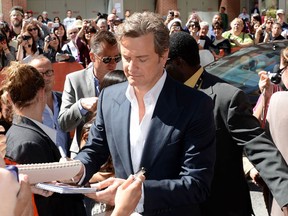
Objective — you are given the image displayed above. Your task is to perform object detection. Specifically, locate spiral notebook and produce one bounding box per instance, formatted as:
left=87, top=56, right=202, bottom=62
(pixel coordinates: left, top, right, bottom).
left=35, top=182, right=97, bottom=194
left=16, top=160, right=82, bottom=184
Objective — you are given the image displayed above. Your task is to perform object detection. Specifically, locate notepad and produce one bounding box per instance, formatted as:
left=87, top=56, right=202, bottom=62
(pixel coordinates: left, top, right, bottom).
left=35, top=182, right=97, bottom=194
left=16, top=160, right=82, bottom=184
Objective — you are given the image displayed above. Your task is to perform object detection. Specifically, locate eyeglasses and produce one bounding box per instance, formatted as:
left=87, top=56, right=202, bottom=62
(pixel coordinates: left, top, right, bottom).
left=50, top=37, right=57, bottom=41
left=266, top=21, right=273, bottom=24
left=28, top=27, right=38, bottom=32
left=39, top=69, right=54, bottom=77
left=95, top=54, right=121, bottom=64
left=69, top=31, right=78, bottom=35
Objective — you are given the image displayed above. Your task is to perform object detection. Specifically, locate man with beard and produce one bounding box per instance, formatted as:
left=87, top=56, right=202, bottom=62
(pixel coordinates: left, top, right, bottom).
left=9, top=6, right=24, bottom=39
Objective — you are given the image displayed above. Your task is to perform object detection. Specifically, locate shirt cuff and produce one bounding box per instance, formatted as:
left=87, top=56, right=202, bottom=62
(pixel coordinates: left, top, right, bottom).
left=78, top=99, right=88, bottom=116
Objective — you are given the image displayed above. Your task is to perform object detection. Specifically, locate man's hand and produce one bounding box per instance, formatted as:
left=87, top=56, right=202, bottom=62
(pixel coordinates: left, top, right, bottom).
left=81, top=97, right=98, bottom=112
left=112, top=174, right=145, bottom=216
left=86, top=177, right=125, bottom=206
left=282, top=205, right=288, bottom=216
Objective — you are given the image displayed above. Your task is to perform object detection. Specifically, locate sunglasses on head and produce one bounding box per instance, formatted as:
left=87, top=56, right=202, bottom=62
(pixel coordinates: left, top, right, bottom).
left=28, top=27, right=38, bottom=32
left=95, top=54, right=121, bottom=64
left=23, top=35, right=32, bottom=40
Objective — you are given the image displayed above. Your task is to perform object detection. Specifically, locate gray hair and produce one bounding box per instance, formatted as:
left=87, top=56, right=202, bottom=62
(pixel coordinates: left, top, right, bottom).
left=115, top=11, right=169, bottom=57
left=90, top=31, right=117, bottom=55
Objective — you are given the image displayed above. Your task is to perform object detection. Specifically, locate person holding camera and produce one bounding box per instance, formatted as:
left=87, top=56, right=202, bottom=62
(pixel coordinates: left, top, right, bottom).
left=0, top=30, right=16, bottom=70
left=164, top=10, right=175, bottom=26
left=16, top=31, right=40, bottom=63
left=43, top=33, right=75, bottom=63
left=254, top=17, right=274, bottom=44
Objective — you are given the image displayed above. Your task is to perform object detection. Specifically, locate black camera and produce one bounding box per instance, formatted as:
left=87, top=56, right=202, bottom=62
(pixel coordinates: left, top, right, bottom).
left=23, top=35, right=32, bottom=41
left=169, top=11, right=174, bottom=16
left=268, top=72, right=282, bottom=84
left=268, top=65, right=283, bottom=84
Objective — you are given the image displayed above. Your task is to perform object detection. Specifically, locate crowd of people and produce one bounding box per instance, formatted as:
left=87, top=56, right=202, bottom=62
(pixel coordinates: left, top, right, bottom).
left=1, top=4, right=288, bottom=216
left=165, top=6, right=288, bottom=62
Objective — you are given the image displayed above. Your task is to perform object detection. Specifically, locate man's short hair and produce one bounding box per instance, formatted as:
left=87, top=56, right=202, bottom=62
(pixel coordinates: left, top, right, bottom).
left=90, top=30, right=117, bottom=55
left=169, top=31, right=200, bottom=67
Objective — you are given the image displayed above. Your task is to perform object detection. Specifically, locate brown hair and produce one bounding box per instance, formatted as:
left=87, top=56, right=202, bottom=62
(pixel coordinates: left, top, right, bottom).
left=2, top=62, right=44, bottom=109
left=115, top=11, right=169, bottom=57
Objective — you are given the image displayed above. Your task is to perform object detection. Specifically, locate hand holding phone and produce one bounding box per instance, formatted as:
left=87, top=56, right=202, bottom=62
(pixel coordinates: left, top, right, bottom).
left=133, top=167, right=146, bottom=182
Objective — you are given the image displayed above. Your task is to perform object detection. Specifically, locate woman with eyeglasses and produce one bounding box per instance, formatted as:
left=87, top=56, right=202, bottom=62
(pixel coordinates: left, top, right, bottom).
left=188, top=20, right=201, bottom=44
left=0, top=29, right=16, bottom=71
left=209, top=21, right=231, bottom=60
left=16, top=31, right=39, bottom=63
left=43, top=33, right=75, bottom=63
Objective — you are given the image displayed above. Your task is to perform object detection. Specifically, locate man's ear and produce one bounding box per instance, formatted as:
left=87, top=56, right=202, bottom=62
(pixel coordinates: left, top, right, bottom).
left=89, top=52, right=95, bottom=62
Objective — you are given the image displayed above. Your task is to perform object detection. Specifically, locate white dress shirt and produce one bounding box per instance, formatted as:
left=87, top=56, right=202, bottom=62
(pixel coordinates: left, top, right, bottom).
left=125, top=70, right=167, bottom=213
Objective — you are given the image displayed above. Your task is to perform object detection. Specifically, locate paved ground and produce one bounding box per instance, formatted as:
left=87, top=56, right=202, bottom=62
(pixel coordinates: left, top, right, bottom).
left=249, top=181, right=269, bottom=216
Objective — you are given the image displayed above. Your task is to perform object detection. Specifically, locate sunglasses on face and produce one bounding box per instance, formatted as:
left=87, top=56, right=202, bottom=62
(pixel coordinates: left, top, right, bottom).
left=95, top=54, right=121, bottom=64
left=39, top=69, right=54, bottom=77
left=22, top=35, right=32, bottom=41
left=28, top=27, right=38, bottom=32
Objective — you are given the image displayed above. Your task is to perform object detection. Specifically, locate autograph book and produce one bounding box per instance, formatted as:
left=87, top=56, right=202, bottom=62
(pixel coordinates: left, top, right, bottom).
left=16, top=160, right=82, bottom=184
left=35, top=182, right=97, bottom=194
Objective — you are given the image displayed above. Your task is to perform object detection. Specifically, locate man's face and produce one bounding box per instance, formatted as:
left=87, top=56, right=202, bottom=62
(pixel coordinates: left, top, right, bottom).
left=67, top=11, right=72, bottom=18
left=277, top=13, right=285, bottom=22
left=212, top=15, right=222, bottom=24
left=90, top=42, right=120, bottom=82
left=199, top=26, right=209, bottom=36
left=10, top=11, right=23, bottom=28
left=31, top=59, right=55, bottom=92
left=272, top=24, right=282, bottom=37
left=120, top=33, right=168, bottom=92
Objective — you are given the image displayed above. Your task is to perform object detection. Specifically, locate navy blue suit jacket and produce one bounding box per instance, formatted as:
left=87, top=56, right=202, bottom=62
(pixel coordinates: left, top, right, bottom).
left=77, top=74, right=216, bottom=215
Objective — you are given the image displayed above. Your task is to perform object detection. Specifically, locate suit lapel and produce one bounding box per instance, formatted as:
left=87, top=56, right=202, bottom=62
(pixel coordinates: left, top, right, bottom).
left=111, top=86, right=134, bottom=176
left=140, top=76, right=183, bottom=172
left=84, top=66, right=97, bottom=96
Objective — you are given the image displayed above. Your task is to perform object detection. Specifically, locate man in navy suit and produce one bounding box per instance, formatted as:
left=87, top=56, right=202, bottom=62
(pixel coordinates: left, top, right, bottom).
left=75, top=12, right=216, bottom=215
left=166, top=31, right=288, bottom=216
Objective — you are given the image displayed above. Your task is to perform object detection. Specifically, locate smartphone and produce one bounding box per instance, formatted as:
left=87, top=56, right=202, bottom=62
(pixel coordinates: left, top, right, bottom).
left=52, top=23, right=59, bottom=28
